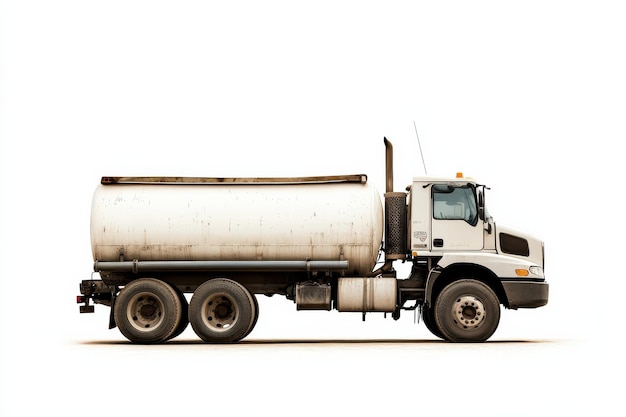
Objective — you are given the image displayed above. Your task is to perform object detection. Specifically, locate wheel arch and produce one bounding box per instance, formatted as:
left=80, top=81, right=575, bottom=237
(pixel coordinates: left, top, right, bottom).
left=425, top=263, right=508, bottom=308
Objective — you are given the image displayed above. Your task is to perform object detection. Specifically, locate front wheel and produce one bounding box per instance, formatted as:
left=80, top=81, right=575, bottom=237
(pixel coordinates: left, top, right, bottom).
left=434, top=279, right=500, bottom=342
left=422, top=305, right=444, bottom=340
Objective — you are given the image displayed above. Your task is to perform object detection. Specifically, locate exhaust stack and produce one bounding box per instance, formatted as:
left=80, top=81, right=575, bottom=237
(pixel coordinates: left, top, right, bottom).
left=384, top=137, right=394, bottom=193
left=383, top=138, right=407, bottom=261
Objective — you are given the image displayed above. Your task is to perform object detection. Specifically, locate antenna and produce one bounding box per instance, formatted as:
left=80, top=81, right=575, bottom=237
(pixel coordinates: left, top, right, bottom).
left=413, top=121, right=428, bottom=175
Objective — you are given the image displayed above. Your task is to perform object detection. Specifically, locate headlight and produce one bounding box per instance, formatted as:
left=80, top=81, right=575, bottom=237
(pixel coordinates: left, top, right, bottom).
left=529, top=266, right=544, bottom=278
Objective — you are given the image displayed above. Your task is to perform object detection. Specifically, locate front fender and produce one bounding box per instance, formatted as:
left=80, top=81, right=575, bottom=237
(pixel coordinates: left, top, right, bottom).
left=437, top=252, right=542, bottom=279
left=424, top=252, right=546, bottom=307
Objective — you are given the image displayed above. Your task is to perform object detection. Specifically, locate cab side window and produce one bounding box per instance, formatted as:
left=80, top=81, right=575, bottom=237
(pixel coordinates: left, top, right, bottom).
left=433, top=185, right=478, bottom=226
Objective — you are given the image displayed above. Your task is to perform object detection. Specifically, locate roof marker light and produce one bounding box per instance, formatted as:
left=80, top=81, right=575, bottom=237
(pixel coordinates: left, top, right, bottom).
left=456, top=172, right=463, bottom=178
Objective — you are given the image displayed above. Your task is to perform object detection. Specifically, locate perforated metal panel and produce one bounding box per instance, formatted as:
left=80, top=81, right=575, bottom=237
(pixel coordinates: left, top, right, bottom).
left=384, top=192, right=407, bottom=259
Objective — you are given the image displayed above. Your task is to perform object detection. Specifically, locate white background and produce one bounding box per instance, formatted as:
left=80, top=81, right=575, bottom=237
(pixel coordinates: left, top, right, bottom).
left=1, top=1, right=624, bottom=416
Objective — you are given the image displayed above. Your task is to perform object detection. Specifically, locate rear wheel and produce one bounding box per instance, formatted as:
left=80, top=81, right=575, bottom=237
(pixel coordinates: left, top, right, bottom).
left=249, top=291, right=259, bottom=334
left=189, top=278, right=256, bottom=343
left=434, top=279, right=500, bottom=342
left=166, top=286, right=189, bottom=341
left=114, top=278, right=182, bottom=344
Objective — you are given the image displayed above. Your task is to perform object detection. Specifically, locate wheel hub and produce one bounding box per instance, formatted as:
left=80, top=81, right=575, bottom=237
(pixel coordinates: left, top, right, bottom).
left=451, top=295, right=486, bottom=330
left=140, top=303, right=157, bottom=318
left=214, top=300, right=232, bottom=319
left=204, top=294, right=237, bottom=330
left=128, top=294, right=164, bottom=330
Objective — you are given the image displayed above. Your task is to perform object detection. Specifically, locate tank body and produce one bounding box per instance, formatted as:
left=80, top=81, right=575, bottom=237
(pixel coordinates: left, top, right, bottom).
left=91, top=181, right=384, bottom=276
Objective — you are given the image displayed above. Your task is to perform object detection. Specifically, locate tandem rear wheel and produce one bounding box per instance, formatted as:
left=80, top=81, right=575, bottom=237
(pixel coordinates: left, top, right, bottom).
left=189, top=278, right=258, bottom=343
left=114, top=278, right=187, bottom=344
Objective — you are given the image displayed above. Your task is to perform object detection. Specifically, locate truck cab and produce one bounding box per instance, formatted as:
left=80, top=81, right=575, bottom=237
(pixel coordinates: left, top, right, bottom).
left=406, top=173, right=547, bottom=319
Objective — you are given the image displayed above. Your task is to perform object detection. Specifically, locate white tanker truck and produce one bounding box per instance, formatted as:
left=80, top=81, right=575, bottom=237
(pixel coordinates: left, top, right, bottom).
left=77, top=138, right=548, bottom=343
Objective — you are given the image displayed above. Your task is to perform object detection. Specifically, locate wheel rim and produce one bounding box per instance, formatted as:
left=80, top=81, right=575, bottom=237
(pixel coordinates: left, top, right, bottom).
left=201, top=292, right=239, bottom=332
left=451, top=295, right=486, bottom=330
left=126, top=291, right=165, bottom=332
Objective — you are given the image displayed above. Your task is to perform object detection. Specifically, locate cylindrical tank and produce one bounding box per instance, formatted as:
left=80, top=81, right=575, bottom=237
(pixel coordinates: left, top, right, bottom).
left=336, top=277, right=397, bottom=312
left=91, top=178, right=384, bottom=276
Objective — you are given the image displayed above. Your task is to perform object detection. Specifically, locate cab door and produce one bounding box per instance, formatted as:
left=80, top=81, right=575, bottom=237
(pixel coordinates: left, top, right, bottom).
left=431, top=184, right=484, bottom=251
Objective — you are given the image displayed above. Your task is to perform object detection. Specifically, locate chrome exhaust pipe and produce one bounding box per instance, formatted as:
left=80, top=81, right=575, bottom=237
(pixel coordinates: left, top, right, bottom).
left=384, top=137, right=394, bottom=193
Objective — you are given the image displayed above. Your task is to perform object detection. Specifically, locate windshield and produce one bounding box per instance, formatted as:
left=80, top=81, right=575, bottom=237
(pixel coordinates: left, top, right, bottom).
left=432, top=185, right=478, bottom=226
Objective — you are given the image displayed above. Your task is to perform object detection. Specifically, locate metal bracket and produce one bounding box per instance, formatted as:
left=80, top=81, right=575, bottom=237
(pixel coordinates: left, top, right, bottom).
left=79, top=300, right=95, bottom=314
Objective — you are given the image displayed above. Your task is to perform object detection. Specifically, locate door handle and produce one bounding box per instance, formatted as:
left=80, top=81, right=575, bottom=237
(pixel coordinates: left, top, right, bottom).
left=433, top=238, right=444, bottom=247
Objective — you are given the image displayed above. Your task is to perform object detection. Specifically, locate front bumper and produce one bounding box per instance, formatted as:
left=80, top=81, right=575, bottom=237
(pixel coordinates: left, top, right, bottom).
left=502, top=280, right=549, bottom=309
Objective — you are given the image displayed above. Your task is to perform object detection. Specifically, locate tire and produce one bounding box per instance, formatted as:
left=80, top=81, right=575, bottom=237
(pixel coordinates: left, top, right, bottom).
left=189, top=278, right=256, bottom=343
left=422, top=305, right=444, bottom=340
left=434, top=279, right=500, bottom=342
left=114, top=278, right=183, bottom=344
left=166, top=286, right=189, bottom=341
left=249, top=291, right=259, bottom=337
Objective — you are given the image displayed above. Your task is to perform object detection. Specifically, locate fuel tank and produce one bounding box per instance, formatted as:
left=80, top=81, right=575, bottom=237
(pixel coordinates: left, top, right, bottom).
left=90, top=176, right=384, bottom=276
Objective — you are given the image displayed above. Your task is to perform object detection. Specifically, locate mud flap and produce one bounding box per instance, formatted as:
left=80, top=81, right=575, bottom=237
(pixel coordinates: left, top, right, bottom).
left=108, top=292, right=117, bottom=329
